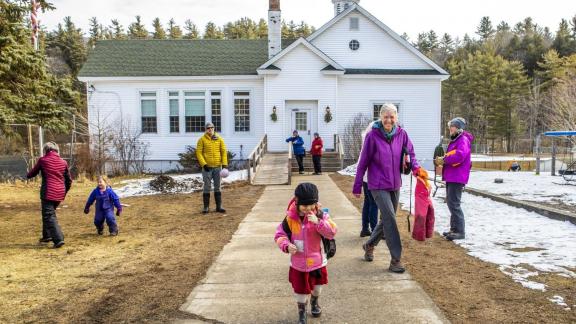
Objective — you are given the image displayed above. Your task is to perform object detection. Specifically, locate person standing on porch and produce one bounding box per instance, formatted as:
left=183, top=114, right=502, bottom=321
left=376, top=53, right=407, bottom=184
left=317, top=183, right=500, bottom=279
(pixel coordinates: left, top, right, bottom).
left=352, top=104, right=423, bottom=273
left=196, top=122, right=228, bottom=214
left=310, top=133, right=323, bottom=175
left=26, top=142, right=72, bottom=249
left=287, top=130, right=306, bottom=175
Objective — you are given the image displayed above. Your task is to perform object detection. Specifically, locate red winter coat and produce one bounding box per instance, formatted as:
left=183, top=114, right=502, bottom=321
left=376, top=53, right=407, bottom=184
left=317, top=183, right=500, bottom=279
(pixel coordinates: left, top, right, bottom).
left=27, top=151, right=72, bottom=202
left=412, top=176, right=435, bottom=241
left=310, top=138, right=323, bottom=156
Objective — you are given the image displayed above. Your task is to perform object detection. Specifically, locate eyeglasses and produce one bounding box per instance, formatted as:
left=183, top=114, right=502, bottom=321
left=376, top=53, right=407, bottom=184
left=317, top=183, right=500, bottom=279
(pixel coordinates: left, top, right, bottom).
left=206, top=127, right=214, bottom=130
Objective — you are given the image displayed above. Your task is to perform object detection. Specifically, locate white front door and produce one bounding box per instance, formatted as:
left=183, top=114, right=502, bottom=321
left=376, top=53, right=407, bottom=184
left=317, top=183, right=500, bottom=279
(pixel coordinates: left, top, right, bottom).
left=291, top=109, right=312, bottom=150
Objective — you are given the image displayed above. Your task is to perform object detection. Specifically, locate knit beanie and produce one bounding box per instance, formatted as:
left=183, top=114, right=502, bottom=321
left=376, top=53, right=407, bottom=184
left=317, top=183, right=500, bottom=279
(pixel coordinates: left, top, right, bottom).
left=448, top=117, right=466, bottom=130
left=294, top=183, right=319, bottom=205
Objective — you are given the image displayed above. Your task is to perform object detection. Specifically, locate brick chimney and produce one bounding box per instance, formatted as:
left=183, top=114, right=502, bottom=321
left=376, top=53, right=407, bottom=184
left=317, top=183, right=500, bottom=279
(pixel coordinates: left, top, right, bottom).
left=268, top=0, right=281, bottom=58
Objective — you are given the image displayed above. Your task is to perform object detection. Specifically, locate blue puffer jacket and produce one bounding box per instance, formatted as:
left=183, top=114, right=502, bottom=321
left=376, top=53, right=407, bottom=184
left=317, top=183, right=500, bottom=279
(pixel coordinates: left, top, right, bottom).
left=286, top=136, right=306, bottom=156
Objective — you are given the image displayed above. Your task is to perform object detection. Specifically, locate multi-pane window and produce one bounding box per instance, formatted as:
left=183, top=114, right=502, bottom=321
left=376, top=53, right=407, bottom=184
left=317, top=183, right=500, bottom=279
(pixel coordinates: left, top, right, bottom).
left=140, top=92, right=157, bottom=133
left=211, top=91, right=222, bottom=132
left=373, top=103, right=401, bottom=121
left=234, top=91, right=250, bottom=132
left=169, top=91, right=180, bottom=133
left=185, top=91, right=206, bottom=133
left=350, top=17, right=359, bottom=30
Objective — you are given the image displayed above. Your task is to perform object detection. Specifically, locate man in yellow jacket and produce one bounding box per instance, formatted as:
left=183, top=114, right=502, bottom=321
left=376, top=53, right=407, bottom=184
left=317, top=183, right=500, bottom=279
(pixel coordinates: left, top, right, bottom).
left=196, top=122, right=228, bottom=214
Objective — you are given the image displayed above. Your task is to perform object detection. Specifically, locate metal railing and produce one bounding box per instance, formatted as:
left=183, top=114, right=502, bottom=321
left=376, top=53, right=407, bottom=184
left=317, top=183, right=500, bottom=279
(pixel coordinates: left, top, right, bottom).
left=334, top=134, right=345, bottom=169
left=247, top=134, right=268, bottom=184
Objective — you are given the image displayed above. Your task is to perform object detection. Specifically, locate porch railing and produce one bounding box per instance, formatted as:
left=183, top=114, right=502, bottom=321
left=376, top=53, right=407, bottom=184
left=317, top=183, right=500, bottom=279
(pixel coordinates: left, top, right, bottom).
left=247, top=134, right=268, bottom=184
left=334, top=134, right=344, bottom=169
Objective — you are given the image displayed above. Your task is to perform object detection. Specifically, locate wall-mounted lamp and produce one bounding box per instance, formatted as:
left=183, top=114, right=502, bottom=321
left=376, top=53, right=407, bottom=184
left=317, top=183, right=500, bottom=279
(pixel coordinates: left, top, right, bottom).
left=88, top=84, right=96, bottom=94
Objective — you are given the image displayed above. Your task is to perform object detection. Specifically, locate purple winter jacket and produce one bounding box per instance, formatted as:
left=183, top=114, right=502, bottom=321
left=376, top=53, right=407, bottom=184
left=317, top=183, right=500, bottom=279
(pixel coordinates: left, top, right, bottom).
left=353, top=125, right=420, bottom=194
left=442, top=131, right=474, bottom=184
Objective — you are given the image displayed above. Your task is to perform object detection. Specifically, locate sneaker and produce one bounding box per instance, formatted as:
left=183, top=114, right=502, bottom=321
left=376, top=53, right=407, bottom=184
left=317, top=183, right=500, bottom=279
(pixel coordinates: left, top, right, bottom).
left=110, top=231, right=118, bottom=236
left=446, top=232, right=465, bottom=241
left=39, top=237, right=52, bottom=243
left=362, top=242, right=374, bottom=262
left=389, top=259, right=406, bottom=273
left=299, top=171, right=305, bottom=175
left=53, top=241, right=65, bottom=249
left=360, top=229, right=371, bottom=237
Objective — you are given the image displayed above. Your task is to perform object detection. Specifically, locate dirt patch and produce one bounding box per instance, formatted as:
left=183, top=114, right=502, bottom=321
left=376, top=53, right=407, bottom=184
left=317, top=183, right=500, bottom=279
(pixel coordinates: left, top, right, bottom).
left=330, top=173, right=576, bottom=323
left=507, top=247, right=547, bottom=253
left=0, top=178, right=263, bottom=323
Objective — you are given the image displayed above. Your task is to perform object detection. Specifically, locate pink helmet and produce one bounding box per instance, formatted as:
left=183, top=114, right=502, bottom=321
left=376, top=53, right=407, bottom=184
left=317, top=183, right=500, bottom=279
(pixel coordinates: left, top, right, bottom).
left=220, top=168, right=230, bottom=178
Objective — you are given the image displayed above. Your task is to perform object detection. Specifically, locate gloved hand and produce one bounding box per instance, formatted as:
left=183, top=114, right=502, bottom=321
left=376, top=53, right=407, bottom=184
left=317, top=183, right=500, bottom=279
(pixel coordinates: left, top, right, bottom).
left=307, top=212, right=319, bottom=224
left=222, top=165, right=228, bottom=169
left=203, top=165, right=210, bottom=172
left=287, top=243, right=298, bottom=255
left=434, top=156, right=445, bottom=166
left=84, top=207, right=90, bottom=214
left=414, top=168, right=428, bottom=179
left=116, top=209, right=122, bottom=217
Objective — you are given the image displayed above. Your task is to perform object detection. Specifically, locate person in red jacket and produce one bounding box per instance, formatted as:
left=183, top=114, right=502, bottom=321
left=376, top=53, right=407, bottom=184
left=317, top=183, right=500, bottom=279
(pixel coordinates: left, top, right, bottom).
left=310, top=133, right=323, bottom=175
left=26, top=142, right=72, bottom=248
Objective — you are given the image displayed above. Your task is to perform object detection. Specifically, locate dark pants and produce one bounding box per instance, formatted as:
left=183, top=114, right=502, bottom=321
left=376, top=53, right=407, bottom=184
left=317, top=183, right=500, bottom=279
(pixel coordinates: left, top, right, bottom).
left=361, top=182, right=378, bottom=233
left=41, top=200, right=64, bottom=244
left=366, top=190, right=402, bottom=260
left=202, top=167, right=222, bottom=193
left=446, top=182, right=465, bottom=234
left=312, top=155, right=322, bottom=174
left=295, top=154, right=305, bottom=172
left=94, top=210, right=118, bottom=234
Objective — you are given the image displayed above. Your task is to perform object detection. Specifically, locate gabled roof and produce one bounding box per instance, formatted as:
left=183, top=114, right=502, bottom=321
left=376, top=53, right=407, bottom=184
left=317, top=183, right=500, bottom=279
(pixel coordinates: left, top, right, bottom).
left=307, top=4, right=449, bottom=76
left=79, top=39, right=293, bottom=78
left=257, top=37, right=344, bottom=73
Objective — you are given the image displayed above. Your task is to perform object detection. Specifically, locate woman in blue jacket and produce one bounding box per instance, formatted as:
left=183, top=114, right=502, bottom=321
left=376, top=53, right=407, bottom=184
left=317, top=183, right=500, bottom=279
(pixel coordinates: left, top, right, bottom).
left=286, top=130, right=306, bottom=174
left=84, top=176, right=122, bottom=236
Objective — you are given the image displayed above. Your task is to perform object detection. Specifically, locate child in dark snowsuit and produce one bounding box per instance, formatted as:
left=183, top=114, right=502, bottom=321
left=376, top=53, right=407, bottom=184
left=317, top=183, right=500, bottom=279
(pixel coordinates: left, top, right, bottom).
left=84, top=176, right=122, bottom=236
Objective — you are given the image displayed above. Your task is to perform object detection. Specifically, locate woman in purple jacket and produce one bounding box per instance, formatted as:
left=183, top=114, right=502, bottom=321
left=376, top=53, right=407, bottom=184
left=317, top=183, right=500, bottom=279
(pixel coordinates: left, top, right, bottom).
left=436, top=117, right=473, bottom=241
left=353, top=104, right=422, bottom=273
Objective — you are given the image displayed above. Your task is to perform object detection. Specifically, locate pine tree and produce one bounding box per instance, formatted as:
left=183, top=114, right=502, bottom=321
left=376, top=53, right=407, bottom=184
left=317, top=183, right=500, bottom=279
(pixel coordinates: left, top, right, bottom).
left=167, top=18, right=183, bottom=39
left=152, top=18, right=166, bottom=39
left=88, top=17, right=103, bottom=49
left=477, top=16, right=495, bottom=40
left=46, top=17, right=87, bottom=77
left=203, top=22, right=224, bottom=39
left=552, top=19, right=576, bottom=57
left=128, top=15, right=148, bottom=39
left=109, top=19, right=126, bottom=39
left=400, top=32, right=410, bottom=42
left=257, top=18, right=268, bottom=39
left=183, top=19, right=199, bottom=39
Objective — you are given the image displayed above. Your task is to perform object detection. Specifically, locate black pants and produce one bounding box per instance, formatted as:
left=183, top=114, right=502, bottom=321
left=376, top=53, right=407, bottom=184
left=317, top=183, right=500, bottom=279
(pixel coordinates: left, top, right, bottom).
left=41, top=200, right=64, bottom=244
left=312, top=155, right=322, bottom=174
left=296, top=154, right=305, bottom=172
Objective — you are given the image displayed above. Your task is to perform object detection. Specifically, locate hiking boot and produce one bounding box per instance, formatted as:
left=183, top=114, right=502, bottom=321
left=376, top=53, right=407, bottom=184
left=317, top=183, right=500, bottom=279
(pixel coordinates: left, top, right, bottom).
left=202, top=193, right=210, bottom=214
left=360, top=229, right=371, bottom=237
left=362, top=242, right=374, bottom=262
left=446, top=232, right=465, bottom=241
left=442, top=230, right=453, bottom=237
left=389, top=259, right=405, bottom=273
left=297, top=302, right=307, bottom=324
left=310, top=295, right=322, bottom=318
left=97, top=228, right=104, bottom=235
left=214, top=192, right=226, bottom=213
left=39, top=237, right=52, bottom=243
left=53, top=241, right=65, bottom=249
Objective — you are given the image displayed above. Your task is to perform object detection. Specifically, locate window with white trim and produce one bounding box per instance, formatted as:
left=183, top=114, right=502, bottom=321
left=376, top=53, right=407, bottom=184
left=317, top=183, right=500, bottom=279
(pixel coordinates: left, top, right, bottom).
left=210, top=91, right=222, bottom=132
left=234, top=91, right=250, bottom=132
left=168, top=91, right=180, bottom=133
left=373, top=103, right=401, bottom=121
left=140, top=92, right=157, bottom=133
left=184, top=91, right=206, bottom=133
left=350, top=17, right=359, bottom=30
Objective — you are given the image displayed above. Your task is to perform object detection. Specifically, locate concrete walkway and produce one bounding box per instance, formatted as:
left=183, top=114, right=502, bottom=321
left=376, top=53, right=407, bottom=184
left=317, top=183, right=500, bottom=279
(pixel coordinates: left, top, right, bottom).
left=180, top=175, right=448, bottom=323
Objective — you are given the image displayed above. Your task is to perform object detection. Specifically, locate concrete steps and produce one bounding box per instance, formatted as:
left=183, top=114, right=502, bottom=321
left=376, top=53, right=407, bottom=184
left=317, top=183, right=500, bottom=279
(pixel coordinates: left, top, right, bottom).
left=291, top=153, right=343, bottom=172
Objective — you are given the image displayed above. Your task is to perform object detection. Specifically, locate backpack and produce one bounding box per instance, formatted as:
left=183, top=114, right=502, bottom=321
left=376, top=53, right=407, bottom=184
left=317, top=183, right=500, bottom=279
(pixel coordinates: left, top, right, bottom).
left=281, top=214, right=336, bottom=259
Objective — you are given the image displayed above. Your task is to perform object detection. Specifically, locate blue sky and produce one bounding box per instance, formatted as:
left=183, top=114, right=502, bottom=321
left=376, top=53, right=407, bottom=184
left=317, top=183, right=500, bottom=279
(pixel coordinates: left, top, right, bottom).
left=42, top=0, right=574, bottom=40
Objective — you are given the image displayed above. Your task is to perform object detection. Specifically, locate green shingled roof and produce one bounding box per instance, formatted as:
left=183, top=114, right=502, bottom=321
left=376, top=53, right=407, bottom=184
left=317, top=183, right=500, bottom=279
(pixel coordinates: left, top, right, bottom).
left=79, top=39, right=272, bottom=77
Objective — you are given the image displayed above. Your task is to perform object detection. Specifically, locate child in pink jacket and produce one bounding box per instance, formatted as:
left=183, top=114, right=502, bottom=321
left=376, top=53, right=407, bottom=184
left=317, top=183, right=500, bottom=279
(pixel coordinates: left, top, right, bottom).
left=274, top=183, right=337, bottom=324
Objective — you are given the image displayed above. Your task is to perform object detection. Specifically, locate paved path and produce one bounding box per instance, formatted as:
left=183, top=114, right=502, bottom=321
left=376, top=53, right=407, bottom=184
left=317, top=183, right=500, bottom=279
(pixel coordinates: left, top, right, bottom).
left=180, top=175, right=448, bottom=323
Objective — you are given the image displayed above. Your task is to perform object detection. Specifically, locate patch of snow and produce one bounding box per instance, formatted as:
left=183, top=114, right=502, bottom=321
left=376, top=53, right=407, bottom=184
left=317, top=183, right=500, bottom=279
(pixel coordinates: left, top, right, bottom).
left=338, top=164, right=357, bottom=177
left=549, top=295, right=570, bottom=310
left=471, top=154, right=544, bottom=162
left=114, top=170, right=248, bottom=198
left=468, top=171, right=576, bottom=206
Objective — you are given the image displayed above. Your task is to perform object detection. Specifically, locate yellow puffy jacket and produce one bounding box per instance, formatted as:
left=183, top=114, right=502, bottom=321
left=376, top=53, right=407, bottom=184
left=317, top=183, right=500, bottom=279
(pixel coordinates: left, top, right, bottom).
left=196, top=133, right=228, bottom=168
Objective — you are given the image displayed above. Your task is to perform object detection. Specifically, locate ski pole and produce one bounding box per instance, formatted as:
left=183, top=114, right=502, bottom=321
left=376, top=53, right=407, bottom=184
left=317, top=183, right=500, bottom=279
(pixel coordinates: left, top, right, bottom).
left=408, top=174, right=413, bottom=233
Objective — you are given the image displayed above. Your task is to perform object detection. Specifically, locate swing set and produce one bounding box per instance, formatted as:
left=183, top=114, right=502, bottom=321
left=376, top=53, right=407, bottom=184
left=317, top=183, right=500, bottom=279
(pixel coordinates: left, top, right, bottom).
left=536, top=131, right=576, bottom=183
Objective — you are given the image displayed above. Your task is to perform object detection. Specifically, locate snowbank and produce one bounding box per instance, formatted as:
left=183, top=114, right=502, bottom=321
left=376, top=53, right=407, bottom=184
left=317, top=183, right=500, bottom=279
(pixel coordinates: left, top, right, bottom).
left=114, top=170, right=248, bottom=198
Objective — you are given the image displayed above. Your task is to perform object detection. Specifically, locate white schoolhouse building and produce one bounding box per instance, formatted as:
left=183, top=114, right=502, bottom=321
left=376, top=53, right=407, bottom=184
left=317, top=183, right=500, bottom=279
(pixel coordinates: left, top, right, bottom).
left=79, top=0, right=448, bottom=172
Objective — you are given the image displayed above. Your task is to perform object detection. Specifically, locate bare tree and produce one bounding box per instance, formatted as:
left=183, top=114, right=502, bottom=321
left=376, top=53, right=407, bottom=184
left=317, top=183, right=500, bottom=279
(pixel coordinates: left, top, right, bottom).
left=342, top=113, right=373, bottom=161
left=545, top=77, right=576, bottom=145
left=110, top=118, right=150, bottom=175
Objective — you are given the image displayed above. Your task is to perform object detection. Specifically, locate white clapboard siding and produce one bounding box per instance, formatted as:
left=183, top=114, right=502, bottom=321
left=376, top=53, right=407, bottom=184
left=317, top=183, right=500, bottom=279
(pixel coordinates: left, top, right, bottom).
left=87, top=79, right=264, bottom=162
left=337, top=78, right=441, bottom=169
left=264, top=44, right=338, bottom=152
left=311, top=12, right=432, bottom=70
